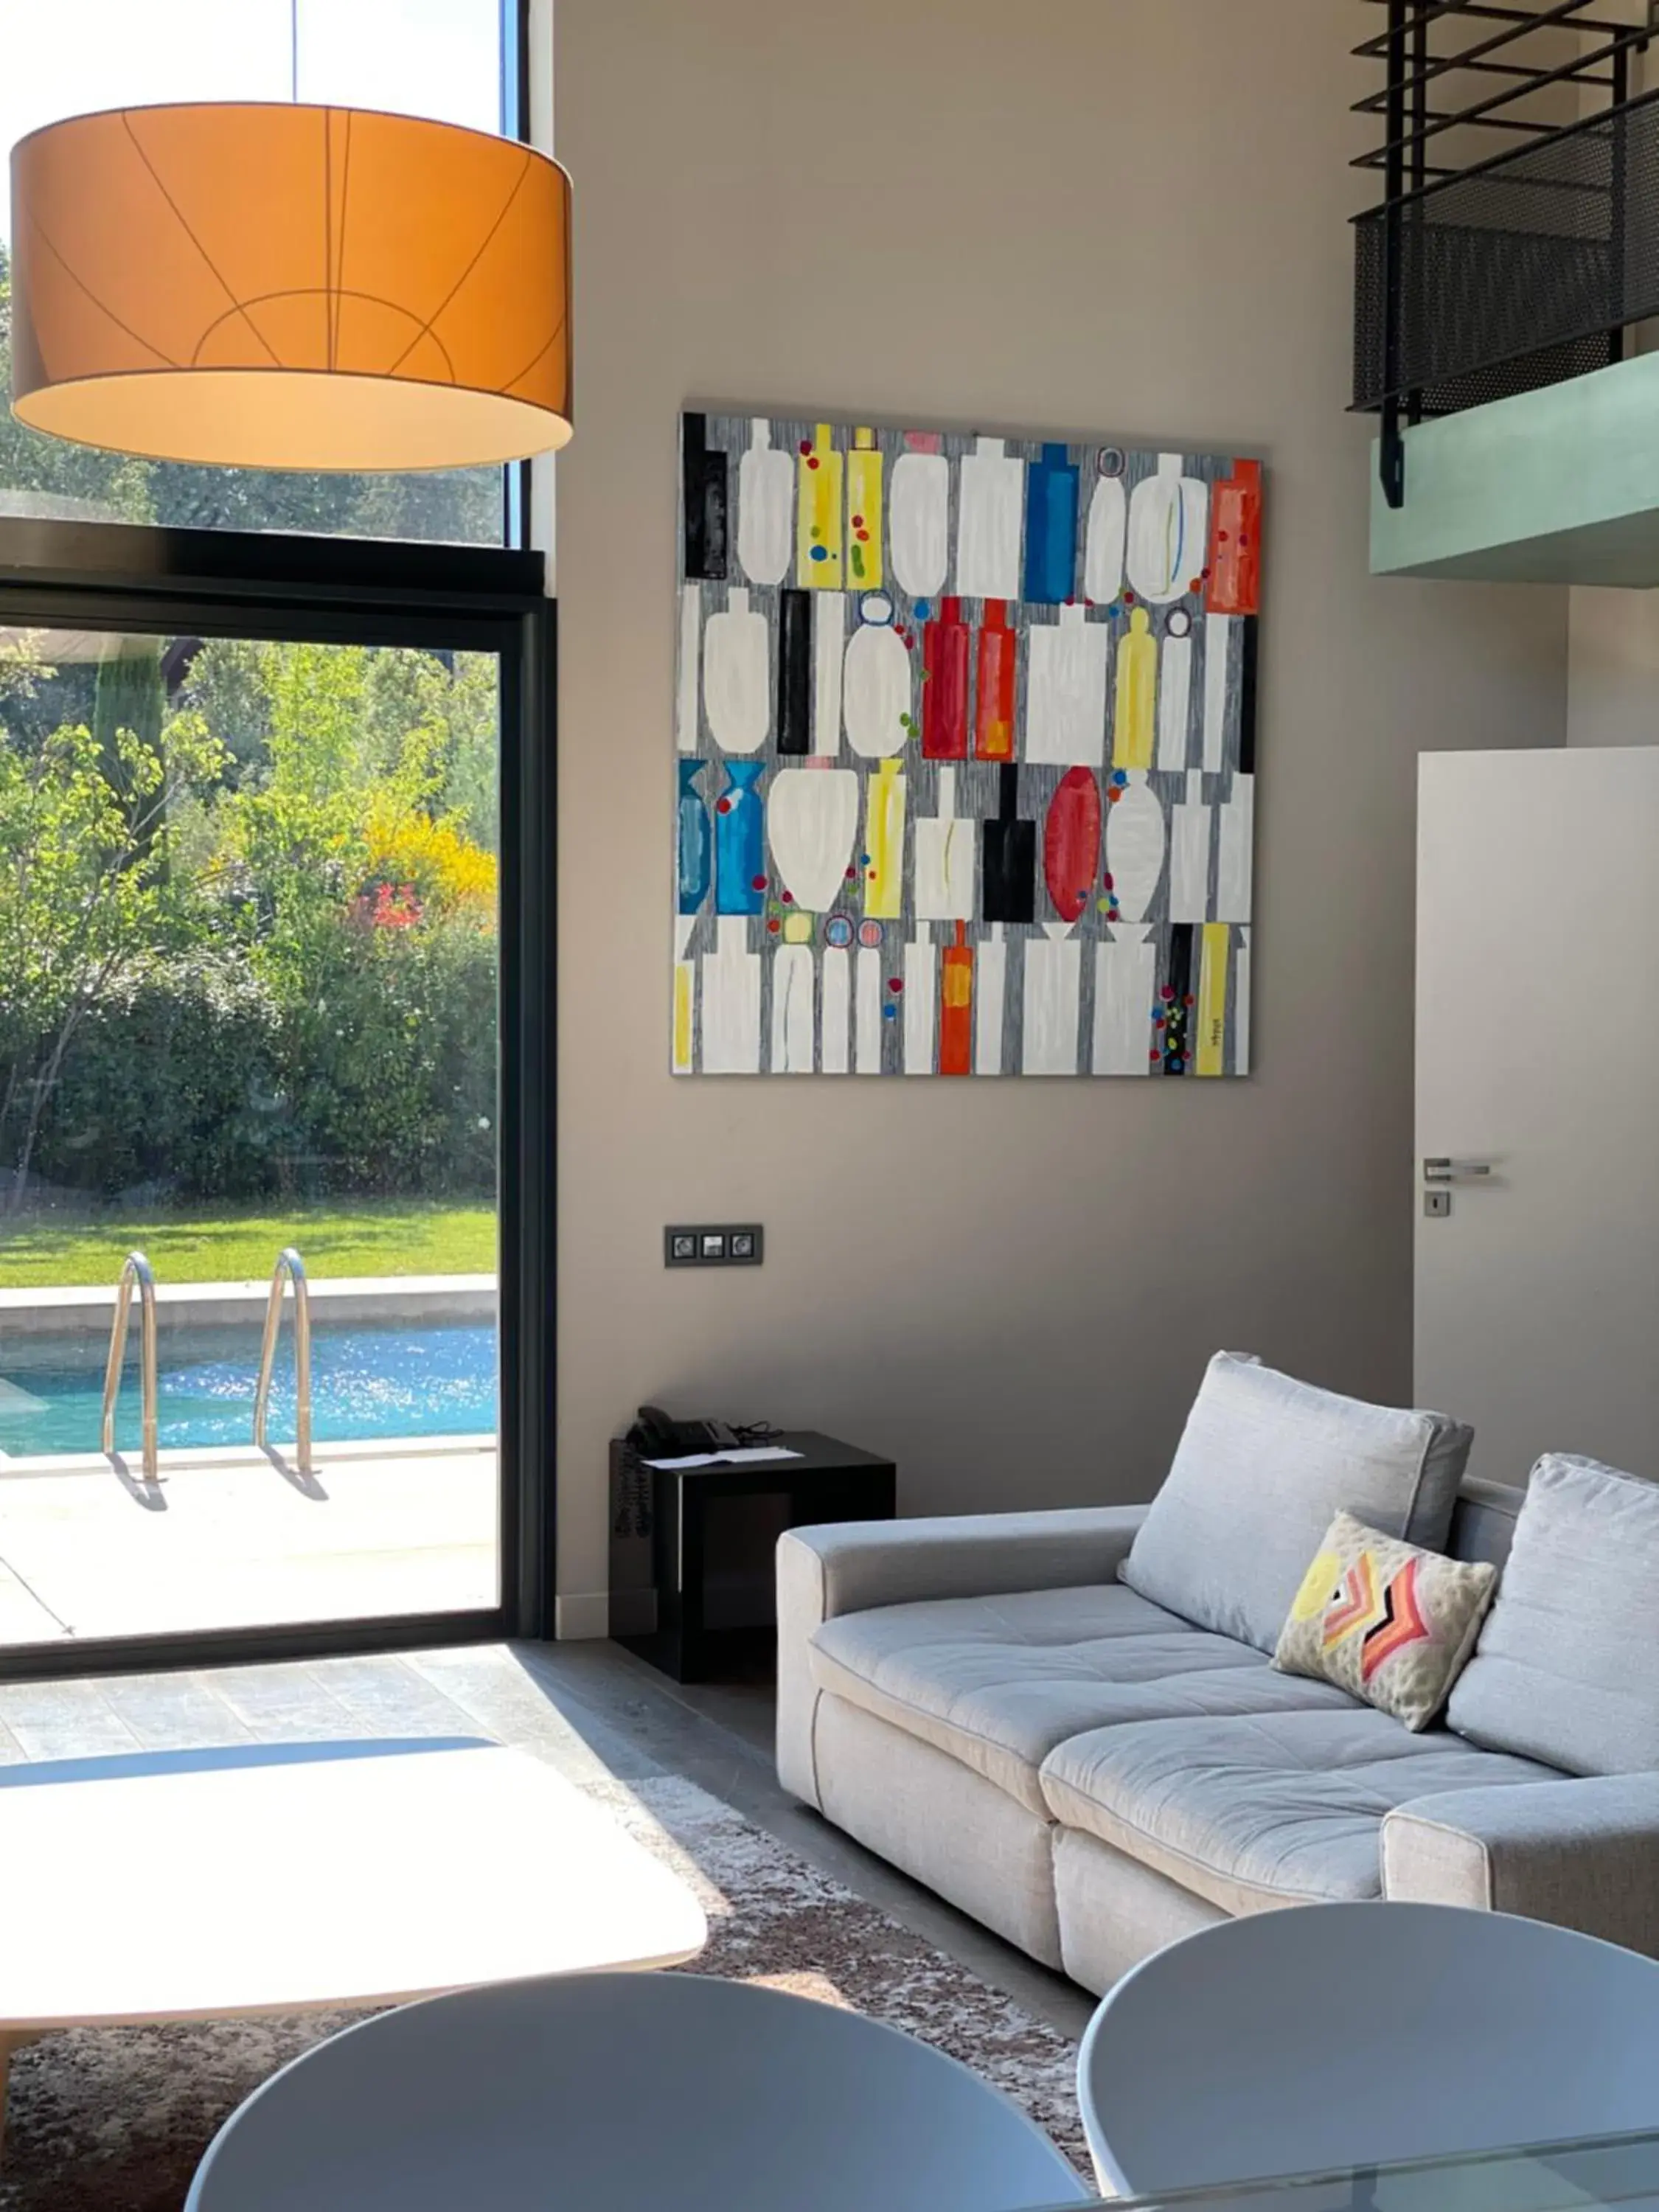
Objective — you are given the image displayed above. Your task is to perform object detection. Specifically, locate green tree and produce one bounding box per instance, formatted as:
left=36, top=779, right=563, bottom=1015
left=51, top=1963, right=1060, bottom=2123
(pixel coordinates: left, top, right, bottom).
left=93, top=641, right=167, bottom=852
left=0, top=628, right=501, bottom=1212
left=0, top=709, right=229, bottom=1210
left=361, top=648, right=500, bottom=851
left=174, top=639, right=274, bottom=782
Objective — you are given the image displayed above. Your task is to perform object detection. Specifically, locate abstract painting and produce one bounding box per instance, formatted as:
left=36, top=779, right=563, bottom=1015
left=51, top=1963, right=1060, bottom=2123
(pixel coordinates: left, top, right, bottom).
left=672, top=411, right=1262, bottom=1077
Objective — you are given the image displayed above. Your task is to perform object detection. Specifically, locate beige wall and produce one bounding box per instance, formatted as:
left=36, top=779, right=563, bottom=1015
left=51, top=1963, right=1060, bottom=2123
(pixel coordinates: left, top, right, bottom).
left=1568, top=590, right=1659, bottom=745
left=550, top=0, right=1568, bottom=1627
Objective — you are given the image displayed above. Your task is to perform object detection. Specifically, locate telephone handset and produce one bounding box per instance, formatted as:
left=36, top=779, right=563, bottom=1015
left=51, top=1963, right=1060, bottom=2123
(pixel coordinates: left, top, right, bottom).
left=628, top=1405, right=741, bottom=1458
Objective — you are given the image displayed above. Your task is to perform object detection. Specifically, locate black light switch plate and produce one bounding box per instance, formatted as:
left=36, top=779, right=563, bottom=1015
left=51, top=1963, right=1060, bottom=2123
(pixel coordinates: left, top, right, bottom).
left=665, top=1224, right=764, bottom=1267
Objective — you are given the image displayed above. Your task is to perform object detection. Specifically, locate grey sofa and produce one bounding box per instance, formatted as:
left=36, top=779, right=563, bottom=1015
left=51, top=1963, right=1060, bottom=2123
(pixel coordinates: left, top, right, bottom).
left=777, top=1470, right=1659, bottom=1994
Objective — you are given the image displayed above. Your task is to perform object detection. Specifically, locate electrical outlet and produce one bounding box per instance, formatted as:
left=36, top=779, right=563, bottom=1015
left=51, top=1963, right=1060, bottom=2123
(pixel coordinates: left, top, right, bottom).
left=664, top=1225, right=764, bottom=1267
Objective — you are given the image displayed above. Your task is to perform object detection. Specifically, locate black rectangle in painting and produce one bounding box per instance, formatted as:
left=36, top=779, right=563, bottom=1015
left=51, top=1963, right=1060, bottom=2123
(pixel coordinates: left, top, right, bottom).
left=1164, top=923, right=1195, bottom=1076
left=1238, top=617, right=1259, bottom=776
left=981, top=763, right=1036, bottom=925
left=776, top=589, right=811, bottom=755
left=681, top=414, right=728, bottom=581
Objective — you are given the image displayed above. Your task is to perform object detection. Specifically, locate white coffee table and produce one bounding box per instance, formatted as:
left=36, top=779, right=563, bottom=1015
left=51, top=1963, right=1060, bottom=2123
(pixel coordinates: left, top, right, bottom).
left=0, top=1738, right=706, bottom=2145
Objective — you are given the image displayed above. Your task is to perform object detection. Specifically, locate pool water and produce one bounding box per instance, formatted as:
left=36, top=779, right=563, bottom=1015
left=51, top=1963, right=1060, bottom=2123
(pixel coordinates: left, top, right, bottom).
left=0, top=1324, right=497, bottom=1458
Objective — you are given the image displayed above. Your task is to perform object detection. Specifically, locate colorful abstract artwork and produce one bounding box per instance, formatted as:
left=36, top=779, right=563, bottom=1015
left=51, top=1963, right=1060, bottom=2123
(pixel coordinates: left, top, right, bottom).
left=672, top=411, right=1263, bottom=1078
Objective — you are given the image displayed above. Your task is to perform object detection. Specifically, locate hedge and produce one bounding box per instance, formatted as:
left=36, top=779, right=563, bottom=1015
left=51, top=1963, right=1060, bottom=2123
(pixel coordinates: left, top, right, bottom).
left=30, top=921, right=497, bottom=1204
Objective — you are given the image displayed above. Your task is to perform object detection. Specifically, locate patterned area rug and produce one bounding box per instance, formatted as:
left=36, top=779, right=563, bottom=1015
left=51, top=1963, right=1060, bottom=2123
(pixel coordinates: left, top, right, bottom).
left=1, top=1770, right=1086, bottom=2209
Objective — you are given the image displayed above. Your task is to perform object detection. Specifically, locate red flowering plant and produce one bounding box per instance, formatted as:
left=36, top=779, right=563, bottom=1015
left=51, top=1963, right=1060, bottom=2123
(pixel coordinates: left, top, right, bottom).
left=349, top=881, right=423, bottom=931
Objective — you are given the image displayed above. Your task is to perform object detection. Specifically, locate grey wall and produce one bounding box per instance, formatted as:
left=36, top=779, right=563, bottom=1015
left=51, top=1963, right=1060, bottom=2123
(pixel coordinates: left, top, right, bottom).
left=1568, top=590, right=1659, bottom=746
left=550, top=0, right=1568, bottom=1630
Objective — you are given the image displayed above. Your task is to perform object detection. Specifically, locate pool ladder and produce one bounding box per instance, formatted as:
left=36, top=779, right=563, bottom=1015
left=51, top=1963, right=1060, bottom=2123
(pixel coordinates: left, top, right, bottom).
left=100, top=1245, right=316, bottom=1486
left=254, top=1247, right=313, bottom=1478
left=101, top=1251, right=159, bottom=1484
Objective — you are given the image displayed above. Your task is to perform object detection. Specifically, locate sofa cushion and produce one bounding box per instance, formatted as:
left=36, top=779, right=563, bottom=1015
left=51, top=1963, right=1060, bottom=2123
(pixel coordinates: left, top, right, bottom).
left=1119, top=1352, right=1474, bottom=1654
left=808, top=1585, right=1352, bottom=1818
left=1449, top=1455, right=1659, bottom=1776
left=1039, top=1708, right=1559, bottom=1917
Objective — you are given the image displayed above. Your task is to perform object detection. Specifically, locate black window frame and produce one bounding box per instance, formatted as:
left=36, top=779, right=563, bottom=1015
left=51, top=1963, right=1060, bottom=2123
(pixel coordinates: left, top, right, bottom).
left=0, top=515, right=557, bottom=1680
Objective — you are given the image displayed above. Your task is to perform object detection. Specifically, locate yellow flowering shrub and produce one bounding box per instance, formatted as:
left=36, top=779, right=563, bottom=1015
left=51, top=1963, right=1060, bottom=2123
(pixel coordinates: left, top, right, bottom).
left=364, top=799, right=497, bottom=918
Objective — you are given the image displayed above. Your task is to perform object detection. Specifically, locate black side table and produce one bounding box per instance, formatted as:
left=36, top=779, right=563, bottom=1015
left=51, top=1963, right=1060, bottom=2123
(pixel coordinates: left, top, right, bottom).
left=608, top=1429, right=896, bottom=1684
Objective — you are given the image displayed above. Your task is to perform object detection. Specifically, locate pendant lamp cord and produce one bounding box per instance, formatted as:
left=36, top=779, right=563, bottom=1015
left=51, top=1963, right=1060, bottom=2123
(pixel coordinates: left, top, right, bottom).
left=291, top=0, right=299, bottom=100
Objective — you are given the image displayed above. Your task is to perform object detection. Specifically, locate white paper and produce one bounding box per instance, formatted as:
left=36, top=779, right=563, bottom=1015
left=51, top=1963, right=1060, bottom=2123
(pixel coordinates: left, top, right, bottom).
left=641, top=1447, right=804, bottom=1470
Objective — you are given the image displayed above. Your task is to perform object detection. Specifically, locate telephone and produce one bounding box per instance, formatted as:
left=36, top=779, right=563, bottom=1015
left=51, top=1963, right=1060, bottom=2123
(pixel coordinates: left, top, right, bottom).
left=628, top=1405, right=741, bottom=1459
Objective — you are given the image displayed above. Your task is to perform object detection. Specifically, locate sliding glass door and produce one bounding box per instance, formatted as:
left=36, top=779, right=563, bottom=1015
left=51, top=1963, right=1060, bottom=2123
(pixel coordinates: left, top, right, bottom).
left=0, top=532, right=553, bottom=1670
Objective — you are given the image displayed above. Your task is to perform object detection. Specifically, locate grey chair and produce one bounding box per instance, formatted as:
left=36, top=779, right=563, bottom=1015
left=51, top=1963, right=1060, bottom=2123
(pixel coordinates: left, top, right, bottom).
left=188, top=1969, right=1090, bottom=2212
left=1078, top=1902, right=1659, bottom=2199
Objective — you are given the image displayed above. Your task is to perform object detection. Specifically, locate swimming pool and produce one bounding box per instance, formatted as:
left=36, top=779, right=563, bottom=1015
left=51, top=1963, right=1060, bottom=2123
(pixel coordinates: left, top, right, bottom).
left=0, top=1324, right=496, bottom=1458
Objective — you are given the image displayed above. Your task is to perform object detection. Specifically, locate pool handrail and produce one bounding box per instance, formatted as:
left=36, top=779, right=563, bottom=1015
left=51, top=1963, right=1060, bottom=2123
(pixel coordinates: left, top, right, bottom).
left=254, top=1248, right=313, bottom=1477
left=101, top=1251, right=159, bottom=1485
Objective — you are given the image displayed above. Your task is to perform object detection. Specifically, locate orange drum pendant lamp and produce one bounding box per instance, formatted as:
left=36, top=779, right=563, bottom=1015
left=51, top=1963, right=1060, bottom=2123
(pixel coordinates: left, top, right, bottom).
left=8, top=102, right=571, bottom=470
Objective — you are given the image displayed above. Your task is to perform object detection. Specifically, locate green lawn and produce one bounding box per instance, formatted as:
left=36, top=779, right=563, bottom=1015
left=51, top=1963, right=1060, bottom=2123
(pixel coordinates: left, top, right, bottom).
left=0, top=1203, right=497, bottom=1290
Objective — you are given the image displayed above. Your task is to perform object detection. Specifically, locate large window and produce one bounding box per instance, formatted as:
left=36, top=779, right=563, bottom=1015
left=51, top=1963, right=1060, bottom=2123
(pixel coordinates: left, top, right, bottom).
left=0, top=617, right=507, bottom=1644
left=0, top=7, right=551, bottom=1677
left=0, top=1, right=515, bottom=544
left=0, top=537, right=554, bottom=1673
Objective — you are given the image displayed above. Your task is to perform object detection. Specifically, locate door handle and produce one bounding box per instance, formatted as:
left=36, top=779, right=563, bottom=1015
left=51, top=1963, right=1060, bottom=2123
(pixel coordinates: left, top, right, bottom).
left=1423, top=1158, right=1493, bottom=1184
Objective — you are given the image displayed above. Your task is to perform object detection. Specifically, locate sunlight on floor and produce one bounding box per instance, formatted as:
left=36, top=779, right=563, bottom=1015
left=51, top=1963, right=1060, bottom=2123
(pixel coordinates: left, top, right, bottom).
left=0, top=1442, right=496, bottom=1643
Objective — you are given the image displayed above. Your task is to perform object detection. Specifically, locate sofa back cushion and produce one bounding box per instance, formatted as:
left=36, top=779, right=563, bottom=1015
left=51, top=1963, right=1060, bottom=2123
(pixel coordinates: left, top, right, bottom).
left=1119, top=1353, right=1474, bottom=1654
left=1447, top=1474, right=1525, bottom=1570
left=1448, top=1453, right=1659, bottom=1775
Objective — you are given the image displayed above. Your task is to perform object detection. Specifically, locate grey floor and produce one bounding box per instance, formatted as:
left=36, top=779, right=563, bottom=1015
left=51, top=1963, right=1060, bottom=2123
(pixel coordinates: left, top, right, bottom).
left=0, top=1638, right=1094, bottom=2039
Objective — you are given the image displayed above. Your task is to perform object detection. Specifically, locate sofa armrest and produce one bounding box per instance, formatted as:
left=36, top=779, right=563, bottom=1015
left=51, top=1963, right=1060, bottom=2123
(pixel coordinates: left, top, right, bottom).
left=776, top=1505, right=1148, bottom=1807
left=1383, top=1774, right=1659, bottom=1958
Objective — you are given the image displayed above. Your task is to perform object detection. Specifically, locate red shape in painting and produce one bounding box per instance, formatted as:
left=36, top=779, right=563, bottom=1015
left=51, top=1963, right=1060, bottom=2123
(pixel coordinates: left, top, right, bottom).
left=1043, top=768, right=1102, bottom=927
left=922, top=596, right=970, bottom=759
left=1205, top=458, right=1263, bottom=614
left=974, top=600, right=1017, bottom=760
left=939, top=920, right=973, bottom=1077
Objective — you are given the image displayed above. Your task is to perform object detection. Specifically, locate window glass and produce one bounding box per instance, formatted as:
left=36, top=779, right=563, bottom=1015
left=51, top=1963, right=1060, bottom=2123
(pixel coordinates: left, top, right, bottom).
left=0, top=1, right=509, bottom=544
left=0, top=620, right=503, bottom=1641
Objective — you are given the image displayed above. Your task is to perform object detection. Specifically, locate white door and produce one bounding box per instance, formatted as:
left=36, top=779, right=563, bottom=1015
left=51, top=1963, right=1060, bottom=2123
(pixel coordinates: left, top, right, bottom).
left=1416, top=748, right=1659, bottom=1490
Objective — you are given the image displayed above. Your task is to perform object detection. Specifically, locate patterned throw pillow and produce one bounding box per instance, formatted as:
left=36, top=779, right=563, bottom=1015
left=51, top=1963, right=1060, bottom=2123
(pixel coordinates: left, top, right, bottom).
left=1272, top=1511, right=1498, bottom=1731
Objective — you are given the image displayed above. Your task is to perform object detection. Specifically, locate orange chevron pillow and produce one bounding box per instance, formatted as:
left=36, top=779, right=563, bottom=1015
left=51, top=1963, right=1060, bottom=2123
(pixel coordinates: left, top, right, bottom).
left=1273, top=1511, right=1498, bottom=1731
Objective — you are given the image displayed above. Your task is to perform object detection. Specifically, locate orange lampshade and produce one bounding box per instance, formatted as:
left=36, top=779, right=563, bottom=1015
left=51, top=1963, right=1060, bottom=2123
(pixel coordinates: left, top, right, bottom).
left=9, top=102, right=571, bottom=471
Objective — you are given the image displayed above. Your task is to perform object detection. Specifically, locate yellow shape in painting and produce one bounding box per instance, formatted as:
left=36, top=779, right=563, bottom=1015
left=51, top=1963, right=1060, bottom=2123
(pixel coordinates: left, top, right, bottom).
left=782, top=911, right=813, bottom=943
left=863, top=759, right=906, bottom=921
left=1113, top=605, right=1156, bottom=771
left=846, top=426, right=884, bottom=591
left=1197, top=922, right=1229, bottom=1077
left=797, top=422, right=844, bottom=589
left=1291, top=1551, right=1339, bottom=1623
left=672, top=963, right=694, bottom=1070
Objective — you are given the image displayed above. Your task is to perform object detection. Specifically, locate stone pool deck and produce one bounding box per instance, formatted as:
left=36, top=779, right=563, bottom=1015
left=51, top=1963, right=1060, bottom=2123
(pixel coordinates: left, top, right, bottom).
left=0, top=1275, right=495, bottom=1361
left=0, top=1437, right=496, bottom=1644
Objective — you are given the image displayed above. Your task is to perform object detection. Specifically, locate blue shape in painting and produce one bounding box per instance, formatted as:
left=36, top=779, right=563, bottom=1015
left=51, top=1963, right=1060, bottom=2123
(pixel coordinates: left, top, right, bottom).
left=677, top=760, right=712, bottom=915
left=714, top=761, right=765, bottom=916
left=1023, top=442, right=1079, bottom=605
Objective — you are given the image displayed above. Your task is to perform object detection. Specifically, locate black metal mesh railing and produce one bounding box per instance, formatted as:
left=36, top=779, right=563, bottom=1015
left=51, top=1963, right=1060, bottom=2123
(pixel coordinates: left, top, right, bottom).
left=1354, top=88, right=1659, bottom=414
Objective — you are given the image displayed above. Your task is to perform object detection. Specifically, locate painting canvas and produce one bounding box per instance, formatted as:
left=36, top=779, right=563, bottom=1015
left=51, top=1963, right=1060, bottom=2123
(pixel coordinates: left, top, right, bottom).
left=672, top=411, right=1262, bottom=1078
